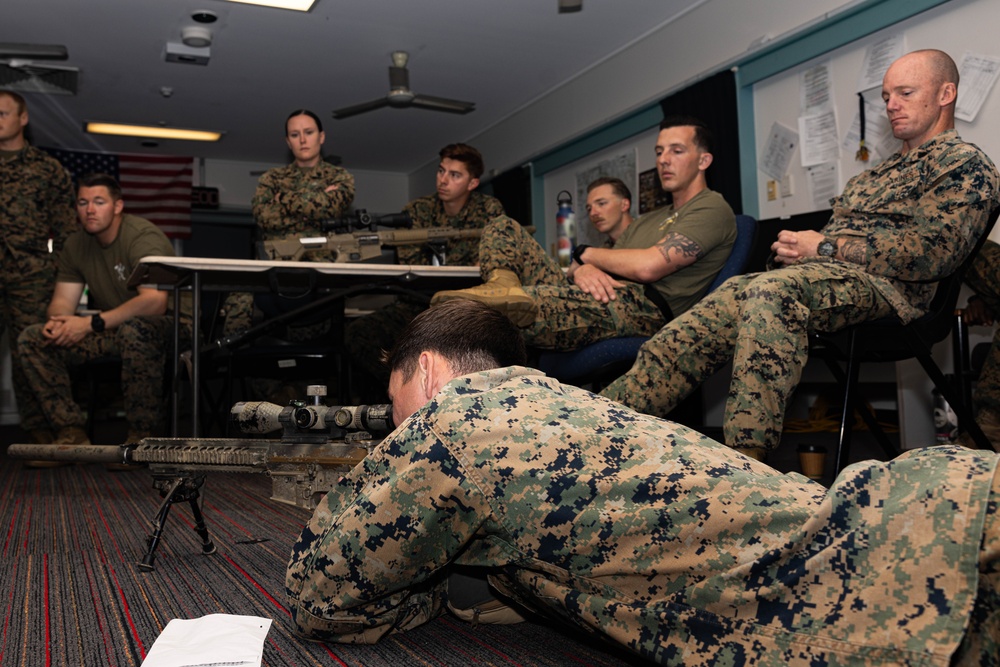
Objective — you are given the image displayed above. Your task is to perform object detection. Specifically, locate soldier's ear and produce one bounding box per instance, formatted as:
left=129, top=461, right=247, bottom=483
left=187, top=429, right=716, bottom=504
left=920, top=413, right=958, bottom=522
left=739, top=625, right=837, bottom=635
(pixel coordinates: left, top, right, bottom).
left=467, top=177, right=480, bottom=192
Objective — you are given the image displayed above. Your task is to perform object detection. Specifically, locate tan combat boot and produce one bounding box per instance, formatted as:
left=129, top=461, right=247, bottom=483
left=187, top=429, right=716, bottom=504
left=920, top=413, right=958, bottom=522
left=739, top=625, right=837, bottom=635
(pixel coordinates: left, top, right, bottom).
left=23, top=429, right=65, bottom=468
left=54, top=426, right=91, bottom=445
left=431, top=269, right=537, bottom=327
left=23, top=426, right=88, bottom=468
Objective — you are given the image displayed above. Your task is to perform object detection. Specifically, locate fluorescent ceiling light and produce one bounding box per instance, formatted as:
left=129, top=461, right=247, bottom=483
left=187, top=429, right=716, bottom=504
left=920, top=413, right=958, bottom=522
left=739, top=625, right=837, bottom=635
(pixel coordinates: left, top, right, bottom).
left=223, top=0, right=316, bottom=11
left=85, top=122, right=222, bottom=142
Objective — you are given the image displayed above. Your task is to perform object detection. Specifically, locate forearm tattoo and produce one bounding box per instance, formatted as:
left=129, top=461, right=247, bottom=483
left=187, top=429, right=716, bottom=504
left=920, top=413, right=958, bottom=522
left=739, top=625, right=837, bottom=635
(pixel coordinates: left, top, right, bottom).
left=656, top=232, right=703, bottom=264
left=839, top=239, right=867, bottom=265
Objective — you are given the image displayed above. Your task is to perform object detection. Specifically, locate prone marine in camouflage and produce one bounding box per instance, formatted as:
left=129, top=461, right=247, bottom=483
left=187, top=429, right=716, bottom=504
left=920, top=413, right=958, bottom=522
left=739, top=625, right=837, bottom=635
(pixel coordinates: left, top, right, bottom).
left=962, top=240, right=1000, bottom=448
left=286, top=301, right=1000, bottom=666
left=0, top=91, right=78, bottom=437
left=222, top=109, right=355, bottom=337
left=345, top=143, right=504, bottom=402
left=602, top=49, right=1000, bottom=455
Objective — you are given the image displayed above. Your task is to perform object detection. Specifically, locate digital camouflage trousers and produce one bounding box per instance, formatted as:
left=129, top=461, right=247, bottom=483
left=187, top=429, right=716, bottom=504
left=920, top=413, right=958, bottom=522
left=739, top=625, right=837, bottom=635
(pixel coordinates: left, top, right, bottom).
left=18, top=315, right=190, bottom=438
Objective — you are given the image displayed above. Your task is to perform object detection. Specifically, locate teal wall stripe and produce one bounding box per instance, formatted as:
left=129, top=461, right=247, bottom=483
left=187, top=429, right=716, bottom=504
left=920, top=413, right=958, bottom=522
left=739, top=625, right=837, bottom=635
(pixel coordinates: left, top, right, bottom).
left=532, top=105, right=664, bottom=175
left=530, top=0, right=953, bottom=234
left=736, top=0, right=950, bottom=86
left=736, top=81, right=759, bottom=217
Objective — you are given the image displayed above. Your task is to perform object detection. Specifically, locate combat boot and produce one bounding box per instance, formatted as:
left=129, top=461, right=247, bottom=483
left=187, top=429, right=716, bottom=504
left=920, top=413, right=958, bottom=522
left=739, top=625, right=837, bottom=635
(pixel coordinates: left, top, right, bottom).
left=431, top=269, right=537, bottom=327
left=23, top=429, right=66, bottom=468
left=23, top=426, right=88, bottom=468
left=54, top=426, right=91, bottom=445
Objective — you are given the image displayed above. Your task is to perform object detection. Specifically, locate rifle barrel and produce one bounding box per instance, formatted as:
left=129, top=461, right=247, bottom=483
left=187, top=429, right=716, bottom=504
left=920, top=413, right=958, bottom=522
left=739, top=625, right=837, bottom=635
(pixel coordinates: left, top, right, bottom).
left=8, top=443, right=127, bottom=464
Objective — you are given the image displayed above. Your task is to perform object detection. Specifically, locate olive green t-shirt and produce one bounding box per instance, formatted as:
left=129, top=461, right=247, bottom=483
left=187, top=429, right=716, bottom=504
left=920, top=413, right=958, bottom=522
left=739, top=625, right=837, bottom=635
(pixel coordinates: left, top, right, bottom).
left=57, top=213, right=192, bottom=319
left=615, top=188, right=735, bottom=316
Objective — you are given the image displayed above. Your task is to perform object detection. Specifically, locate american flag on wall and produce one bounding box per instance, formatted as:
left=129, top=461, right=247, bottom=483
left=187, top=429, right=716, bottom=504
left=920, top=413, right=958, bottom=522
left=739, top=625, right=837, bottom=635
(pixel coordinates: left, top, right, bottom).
left=43, top=148, right=194, bottom=239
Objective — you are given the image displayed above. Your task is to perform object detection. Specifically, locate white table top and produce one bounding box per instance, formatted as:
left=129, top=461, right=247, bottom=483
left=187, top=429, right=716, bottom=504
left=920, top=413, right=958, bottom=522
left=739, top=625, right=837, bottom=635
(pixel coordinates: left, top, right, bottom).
left=129, top=256, right=480, bottom=292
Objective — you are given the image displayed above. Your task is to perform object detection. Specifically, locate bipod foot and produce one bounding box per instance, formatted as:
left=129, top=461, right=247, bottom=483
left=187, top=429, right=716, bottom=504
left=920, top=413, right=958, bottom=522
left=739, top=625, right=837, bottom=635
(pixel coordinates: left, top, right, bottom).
left=138, top=475, right=216, bottom=571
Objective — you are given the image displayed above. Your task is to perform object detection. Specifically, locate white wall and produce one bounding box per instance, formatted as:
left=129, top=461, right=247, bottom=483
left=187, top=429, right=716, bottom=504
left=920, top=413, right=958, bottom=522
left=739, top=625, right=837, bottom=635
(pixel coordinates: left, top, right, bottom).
left=465, top=0, right=861, bottom=180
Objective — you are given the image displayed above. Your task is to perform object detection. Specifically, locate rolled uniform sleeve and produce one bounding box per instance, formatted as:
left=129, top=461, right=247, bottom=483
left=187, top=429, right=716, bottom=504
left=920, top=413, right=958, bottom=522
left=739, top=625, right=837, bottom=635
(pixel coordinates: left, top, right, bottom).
left=286, top=417, right=491, bottom=644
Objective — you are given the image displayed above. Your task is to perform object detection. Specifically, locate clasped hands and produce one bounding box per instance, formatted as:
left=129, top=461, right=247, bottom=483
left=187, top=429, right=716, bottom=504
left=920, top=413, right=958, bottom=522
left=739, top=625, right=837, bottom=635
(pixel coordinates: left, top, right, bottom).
left=771, top=229, right=824, bottom=265
left=42, top=315, right=92, bottom=347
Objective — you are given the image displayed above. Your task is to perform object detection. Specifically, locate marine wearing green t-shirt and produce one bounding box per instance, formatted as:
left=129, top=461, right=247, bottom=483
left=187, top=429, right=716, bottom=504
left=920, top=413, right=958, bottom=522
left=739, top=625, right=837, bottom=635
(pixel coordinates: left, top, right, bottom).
left=18, top=180, right=192, bottom=445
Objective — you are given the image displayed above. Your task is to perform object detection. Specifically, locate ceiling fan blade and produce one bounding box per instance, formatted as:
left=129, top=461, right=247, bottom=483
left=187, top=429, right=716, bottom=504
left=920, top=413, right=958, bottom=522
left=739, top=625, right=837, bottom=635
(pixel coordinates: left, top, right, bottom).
left=410, top=94, right=475, bottom=114
left=332, top=97, right=390, bottom=120
left=0, top=43, right=68, bottom=60
left=2, top=59, right=79, bottom=72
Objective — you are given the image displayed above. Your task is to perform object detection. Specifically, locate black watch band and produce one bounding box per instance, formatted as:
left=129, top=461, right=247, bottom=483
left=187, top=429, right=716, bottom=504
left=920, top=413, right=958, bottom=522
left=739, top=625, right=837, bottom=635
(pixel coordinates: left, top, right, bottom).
left=91, top=313, right=106, bottom=333
left=572, top=244, right=591, bottom=265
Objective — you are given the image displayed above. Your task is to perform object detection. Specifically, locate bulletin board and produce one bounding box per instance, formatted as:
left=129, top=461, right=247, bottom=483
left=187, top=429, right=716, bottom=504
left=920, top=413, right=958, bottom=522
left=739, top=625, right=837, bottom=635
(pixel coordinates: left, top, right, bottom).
left=752, top=0, right=1000, bottom=244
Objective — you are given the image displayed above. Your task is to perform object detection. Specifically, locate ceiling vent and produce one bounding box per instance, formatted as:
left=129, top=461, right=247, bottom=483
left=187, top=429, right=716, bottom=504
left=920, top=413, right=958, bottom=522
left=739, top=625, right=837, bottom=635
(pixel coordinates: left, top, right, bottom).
left=0, top=63, right=77, bottom=95
left=164, top=42, right=210, bottom=66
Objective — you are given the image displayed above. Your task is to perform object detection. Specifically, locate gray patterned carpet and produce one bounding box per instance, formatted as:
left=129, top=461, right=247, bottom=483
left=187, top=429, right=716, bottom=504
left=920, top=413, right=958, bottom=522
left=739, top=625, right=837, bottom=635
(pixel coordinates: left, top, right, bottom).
left=0, top=442, right=644, bottom=666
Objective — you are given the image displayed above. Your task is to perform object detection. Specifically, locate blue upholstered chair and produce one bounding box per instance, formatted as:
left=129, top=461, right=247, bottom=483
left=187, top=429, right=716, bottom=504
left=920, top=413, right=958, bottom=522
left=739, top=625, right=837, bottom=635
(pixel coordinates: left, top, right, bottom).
left=536, top=213, right=758, bottom=387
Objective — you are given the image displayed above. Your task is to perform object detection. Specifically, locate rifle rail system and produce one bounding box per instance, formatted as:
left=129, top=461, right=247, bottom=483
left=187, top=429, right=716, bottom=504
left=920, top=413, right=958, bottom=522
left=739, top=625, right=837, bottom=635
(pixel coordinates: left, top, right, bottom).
left=8, top=394, right=392, bottom=571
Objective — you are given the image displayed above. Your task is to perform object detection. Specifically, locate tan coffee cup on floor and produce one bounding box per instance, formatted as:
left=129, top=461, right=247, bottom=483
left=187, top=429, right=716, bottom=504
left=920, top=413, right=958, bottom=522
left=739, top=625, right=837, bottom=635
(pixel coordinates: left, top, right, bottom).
left=797, top=443, right=827, bottom=481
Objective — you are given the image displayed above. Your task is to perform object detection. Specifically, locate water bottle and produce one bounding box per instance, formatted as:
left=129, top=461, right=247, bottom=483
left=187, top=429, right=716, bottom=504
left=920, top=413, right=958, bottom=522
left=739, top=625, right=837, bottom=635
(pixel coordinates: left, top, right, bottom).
left=555, top=190, right=575, bottom=268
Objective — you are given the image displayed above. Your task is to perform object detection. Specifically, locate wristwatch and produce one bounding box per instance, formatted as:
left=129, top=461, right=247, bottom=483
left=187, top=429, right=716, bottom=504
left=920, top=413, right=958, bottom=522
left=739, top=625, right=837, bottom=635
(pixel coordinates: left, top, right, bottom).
left=572, top=244, right=591, bottom=265
left=817, top=238, right=837, bottom=258
left=91, top=312, right=106, bottom=333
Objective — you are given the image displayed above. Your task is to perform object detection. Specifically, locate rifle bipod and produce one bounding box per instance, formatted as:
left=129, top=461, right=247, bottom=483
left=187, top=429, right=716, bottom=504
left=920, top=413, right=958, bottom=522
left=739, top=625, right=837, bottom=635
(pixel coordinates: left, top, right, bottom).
left=138, top=474, right=217, bottom=571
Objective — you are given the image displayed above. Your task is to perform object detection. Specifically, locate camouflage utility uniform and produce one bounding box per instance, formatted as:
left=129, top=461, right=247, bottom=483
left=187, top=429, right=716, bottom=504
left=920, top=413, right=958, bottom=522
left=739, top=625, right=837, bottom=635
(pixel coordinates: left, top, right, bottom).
left=222, top=162, right=355, bottom=336
left=965, top=240, right=1000, bottom=433
left=603, top=130, right=1000, bottom=453
left=0, top=145, right=77, bottom=430
left=477, top=188, right=734, bottom=350
left=287, top=366, right=1000, bottom=665
left=344, top=191, right=504, bottom=400
left=18, top=215, right=192, bottom=438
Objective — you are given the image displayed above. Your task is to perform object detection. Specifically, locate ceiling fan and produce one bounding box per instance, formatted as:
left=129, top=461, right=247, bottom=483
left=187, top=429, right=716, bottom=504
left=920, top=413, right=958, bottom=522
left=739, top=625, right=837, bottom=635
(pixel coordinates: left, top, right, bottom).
left=0, top=42, right=78, bottom=95
left=332, top=51, right=475, bottom=120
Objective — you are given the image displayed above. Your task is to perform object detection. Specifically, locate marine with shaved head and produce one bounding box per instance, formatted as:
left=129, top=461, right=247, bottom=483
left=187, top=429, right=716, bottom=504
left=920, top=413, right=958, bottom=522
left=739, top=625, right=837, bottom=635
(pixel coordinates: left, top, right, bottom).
left=601, top=49, right=1000, bottom=460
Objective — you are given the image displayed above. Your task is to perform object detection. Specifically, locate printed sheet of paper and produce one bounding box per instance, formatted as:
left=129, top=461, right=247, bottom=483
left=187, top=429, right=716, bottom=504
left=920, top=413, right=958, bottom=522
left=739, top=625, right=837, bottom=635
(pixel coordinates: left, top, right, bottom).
left=759, top=122, right=798, bottom=181
left=857, top=34, right=905, bottom=92
left=800, top=61, right=833, bottom=115
left=141, top=614, right=273, bottom=667
left=798, top=109, right=839, bottom=167
left=956, top=51, right=1000, bottom=122
left=806, top=162, right=839, bottom=210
